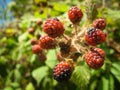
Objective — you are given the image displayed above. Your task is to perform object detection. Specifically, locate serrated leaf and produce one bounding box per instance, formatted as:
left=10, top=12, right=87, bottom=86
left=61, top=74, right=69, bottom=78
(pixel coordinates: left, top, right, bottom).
left=45, top=50, right=58, bottom=68
left=32, top=66, right=49, bottom=85
left=25, top=82, right=35, bottom=90
left=70, top=66, right=90, bottom=89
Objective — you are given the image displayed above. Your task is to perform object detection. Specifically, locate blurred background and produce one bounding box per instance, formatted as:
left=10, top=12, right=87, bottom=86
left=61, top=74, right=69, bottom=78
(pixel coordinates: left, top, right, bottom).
left=0, top=0, right=120, bottom=90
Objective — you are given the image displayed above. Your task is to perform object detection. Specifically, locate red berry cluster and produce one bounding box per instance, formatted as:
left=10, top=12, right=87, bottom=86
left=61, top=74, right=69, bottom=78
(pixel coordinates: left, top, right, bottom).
left=30, top=6, right=107, bottom=82
left=84, top=18, right=106, bottom=69
left=85, top=18, right=107, bottom=46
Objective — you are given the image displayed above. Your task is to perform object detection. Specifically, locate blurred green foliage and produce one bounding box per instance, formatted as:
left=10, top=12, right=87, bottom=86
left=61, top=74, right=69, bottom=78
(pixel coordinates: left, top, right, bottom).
left=0, top=0, right=120, bottom=90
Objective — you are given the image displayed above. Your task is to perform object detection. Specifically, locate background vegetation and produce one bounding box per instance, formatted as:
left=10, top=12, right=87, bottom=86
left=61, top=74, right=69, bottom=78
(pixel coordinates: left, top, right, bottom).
left=0, top=0, right=120, bottom=90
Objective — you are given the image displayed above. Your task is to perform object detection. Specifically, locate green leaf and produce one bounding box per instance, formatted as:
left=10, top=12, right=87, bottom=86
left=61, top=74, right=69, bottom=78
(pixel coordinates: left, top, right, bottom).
left=4, top=87, right=13, bottom=90
left=98, top=76, right=109, bottom=90
left=105, top=9, right=120, bottom=20
left=45, top=50, right=58, bottom=68
left=111, top=62, right=120, bottom=82
left=18, top=32, right=28, bottom=42
left=14, top=68, right=22, bottom=82
left=11, top=82, right=20, bottom=88
left=70, top=66, right=90, bottom=89
left=109, top=74, right=114, bottom=90
left=98, top=74, right=114, bottom=90
left=25, top=82, right=35, bottom=90
left=53, top=3, right=69, bottom=12
left=32, top=66, right=49, bottom=85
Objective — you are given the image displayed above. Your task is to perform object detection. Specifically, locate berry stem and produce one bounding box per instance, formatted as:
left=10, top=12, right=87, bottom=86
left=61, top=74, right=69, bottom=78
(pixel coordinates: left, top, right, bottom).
left=62, top=34, right=69, bottom=41
left=74, top=24, right=78, bottom=37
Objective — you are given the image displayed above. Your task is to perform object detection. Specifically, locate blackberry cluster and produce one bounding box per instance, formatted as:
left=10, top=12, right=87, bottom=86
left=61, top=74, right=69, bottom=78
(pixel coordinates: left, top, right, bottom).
left=29, top=6, right=107, bottom=82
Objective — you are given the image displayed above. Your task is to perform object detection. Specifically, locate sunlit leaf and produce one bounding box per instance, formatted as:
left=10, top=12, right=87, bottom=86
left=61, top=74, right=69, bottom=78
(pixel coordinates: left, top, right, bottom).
left=111, top=62, right=120, bottom=82
left=45, top=50, right=58, bottom=69
left=32, top=66, right=49, bottom=85
left=25, top=82, right=35, bottom=90
left=70, top=65, right=90, bottom=89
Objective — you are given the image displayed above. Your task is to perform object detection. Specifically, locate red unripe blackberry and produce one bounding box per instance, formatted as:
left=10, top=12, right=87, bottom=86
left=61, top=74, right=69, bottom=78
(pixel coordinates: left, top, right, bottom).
left=53, top=61, right=72, bottom=82
left=30, top=39, right=38, bottom=45
left=93, top=18, right=106, bottom=30
left=32, top=44, right=43, bottom=54
left=28, top=28, right=35, bottom=34
left=85, top=28, right=106, bottom=46
left=85, top=48, right=105, bottom=69
left=39, top=35, right=56, bottom=49
left=43, top=18, right=65, bottom=38
left=38, top=53, right=47, bottom=62
left=68, top=6, right=83, bottom=24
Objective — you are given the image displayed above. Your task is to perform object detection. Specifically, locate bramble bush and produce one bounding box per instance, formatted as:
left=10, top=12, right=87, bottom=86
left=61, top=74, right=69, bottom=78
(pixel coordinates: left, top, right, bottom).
left=0, top=0, right=120, bottom=90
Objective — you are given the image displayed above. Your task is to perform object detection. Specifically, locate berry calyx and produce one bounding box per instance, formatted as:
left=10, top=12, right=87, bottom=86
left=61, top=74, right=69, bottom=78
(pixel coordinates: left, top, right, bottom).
left=85, top=28, right=106, bottom=46
left=53, top=61, right=72, bottom=82
left=39, top=35, right=56, bottom=49
left=32, top=44, right=43, bottom=54
left=68, top=6, right=83, bottom=24
left=85, top=48, right=105, bottom=69
left=43, top=18, right=65, bottom=38
left=93, top=18, right=106, bottom=30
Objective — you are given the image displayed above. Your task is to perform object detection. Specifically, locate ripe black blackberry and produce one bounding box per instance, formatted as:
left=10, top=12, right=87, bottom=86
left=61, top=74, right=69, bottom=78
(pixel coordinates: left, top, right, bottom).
left=53, top=61, right=72, bottom=82
left=85, top=28, right=106, bottom=46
